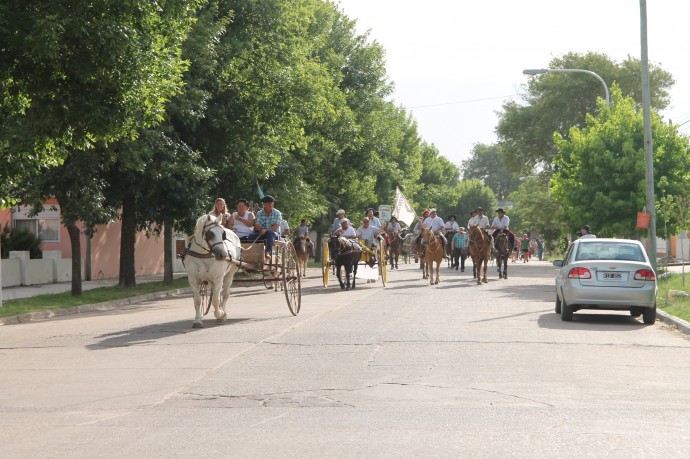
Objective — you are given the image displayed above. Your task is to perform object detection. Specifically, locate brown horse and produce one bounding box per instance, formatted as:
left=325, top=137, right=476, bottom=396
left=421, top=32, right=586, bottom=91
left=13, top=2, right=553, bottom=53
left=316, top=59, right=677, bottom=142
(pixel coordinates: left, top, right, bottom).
left=388, top=231, right=402, bottom=269
left=293, top=236, right=313, bottom=277
left=420, top=227, right=444, bottom=285
left=468, top=226, right=491, bottom=284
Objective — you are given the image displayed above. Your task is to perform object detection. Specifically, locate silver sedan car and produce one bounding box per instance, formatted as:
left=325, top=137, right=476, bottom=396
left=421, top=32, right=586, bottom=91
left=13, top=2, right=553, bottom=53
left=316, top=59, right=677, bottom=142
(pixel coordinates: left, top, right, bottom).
left=553, top=238, right=657, bottom=324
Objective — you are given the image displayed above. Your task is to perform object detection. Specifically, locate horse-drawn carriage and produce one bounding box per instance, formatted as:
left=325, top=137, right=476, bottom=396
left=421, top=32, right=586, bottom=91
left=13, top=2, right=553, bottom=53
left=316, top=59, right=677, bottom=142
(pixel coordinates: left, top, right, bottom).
left=321, top=235, right=387, bottom=289
left=181, top=215, right=301, bottom=328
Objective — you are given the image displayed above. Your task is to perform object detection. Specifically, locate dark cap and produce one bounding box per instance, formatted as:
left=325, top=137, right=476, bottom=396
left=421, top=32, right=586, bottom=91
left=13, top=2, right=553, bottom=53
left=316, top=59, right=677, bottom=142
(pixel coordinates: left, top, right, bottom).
left=582, top=225, right=591, bottom=232
left=496, top=208, right=505, bottom=213
left=261, top=195, right=275, bottom=203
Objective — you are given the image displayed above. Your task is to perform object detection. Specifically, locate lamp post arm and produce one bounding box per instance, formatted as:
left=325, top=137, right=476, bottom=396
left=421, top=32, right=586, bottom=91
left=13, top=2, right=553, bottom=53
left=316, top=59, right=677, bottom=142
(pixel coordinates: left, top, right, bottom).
left=543, top=69, right=610, bottom=106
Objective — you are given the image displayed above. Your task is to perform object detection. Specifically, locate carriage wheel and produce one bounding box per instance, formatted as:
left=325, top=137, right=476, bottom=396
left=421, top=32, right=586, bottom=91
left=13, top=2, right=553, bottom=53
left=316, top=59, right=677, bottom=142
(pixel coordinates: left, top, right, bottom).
left=321, top=240, right=330, bottom=288
left=378, top=237, right=387, bottom=287
left=262, top=253, right=277, bottom=290
left=282, top=243, right=301, bottom=315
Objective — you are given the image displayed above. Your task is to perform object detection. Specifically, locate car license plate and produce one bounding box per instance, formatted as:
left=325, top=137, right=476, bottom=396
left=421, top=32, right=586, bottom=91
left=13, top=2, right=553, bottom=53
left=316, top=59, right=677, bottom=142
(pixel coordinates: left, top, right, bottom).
left=603, top=272, right=622, bottom=280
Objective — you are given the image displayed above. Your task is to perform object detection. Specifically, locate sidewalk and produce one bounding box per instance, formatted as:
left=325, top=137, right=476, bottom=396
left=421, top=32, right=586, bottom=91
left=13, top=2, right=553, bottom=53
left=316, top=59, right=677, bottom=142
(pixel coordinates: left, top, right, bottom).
left=1, top=273, right=188, bottom=302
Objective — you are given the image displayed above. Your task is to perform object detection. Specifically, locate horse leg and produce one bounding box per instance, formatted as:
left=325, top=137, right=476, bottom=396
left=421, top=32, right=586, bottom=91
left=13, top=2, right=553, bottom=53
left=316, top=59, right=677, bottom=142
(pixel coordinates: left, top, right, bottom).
left=435, top=259, right=440, bottom=284
left=191, top=285, right=204, bottom=328
left=351, top=260, right=358, bottom=289
left=337, top=265, right=345, bottom=289
left=482, top=259, right=489, bottom=283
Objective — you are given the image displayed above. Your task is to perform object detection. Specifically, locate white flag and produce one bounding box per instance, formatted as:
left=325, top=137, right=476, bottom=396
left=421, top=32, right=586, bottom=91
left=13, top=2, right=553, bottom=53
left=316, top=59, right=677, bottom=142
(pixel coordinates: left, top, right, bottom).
left=393, top=187, right=417, bottom=227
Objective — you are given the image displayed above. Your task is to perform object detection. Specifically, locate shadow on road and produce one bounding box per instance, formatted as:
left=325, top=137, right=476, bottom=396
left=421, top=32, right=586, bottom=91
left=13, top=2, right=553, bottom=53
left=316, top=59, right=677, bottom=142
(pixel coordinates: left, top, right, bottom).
left=537, top=312, right=648, bottom=331
left=85, top=317, right=251, bottom=350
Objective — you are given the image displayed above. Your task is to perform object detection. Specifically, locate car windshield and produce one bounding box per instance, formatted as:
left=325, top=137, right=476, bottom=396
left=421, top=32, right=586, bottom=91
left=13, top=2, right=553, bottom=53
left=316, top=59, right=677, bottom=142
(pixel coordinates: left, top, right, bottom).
left=575, top=242, right=645, bottom=262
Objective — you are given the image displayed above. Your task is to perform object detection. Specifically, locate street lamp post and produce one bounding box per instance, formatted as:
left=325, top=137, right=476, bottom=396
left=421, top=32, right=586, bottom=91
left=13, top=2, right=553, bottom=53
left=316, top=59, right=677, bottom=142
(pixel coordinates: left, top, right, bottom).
left=522, top=68, right=610, bottom=106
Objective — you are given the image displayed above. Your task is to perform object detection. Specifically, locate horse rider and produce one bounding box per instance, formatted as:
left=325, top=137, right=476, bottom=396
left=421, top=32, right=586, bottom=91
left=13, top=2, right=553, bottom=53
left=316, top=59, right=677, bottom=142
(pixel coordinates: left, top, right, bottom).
left=251, top=195, right=282, bottom=262
left=422, top=208, right=447, bottom=247
left=413, top=209, right=431, bottom=247
left=366, top=208, right=382, bottom=229
left=330, top=209, right=352, bottom=233
left=209, top=197, right=232, bottom=229
left=579, top=225, right=597, bottom=239
left=295, top=219, right=310, bottom=239
left=231, top=198, right=255, bottom=240
left=386, top=216, right=402, bottom=238
left=490, top=208, right=515, bottom=249
left=467, top=209, right=478, bottom=230
left=468, top=206, right=491, bottom=244
left=451, top=226, right=469, bottom=272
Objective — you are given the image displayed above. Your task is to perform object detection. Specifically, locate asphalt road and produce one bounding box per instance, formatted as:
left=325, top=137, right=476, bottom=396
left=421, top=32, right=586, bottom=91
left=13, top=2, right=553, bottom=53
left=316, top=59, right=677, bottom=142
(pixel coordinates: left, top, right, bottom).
left=1, top=259, right=690, bottom=458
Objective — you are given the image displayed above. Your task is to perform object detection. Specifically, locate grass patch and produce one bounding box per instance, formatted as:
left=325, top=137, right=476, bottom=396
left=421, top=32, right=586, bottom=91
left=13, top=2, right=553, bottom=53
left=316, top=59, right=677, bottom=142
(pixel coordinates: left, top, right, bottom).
left=657, top=272, right=690, bottom=323
left=0, top=277, right=190, bottom=318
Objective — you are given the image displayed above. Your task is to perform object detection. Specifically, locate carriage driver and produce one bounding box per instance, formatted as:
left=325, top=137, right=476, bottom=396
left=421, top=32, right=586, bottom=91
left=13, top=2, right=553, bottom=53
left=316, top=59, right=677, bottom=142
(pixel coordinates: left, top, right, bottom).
left=490, top=208, right=515, bottom=249
left=252, top=195, right=282, bottom=262
left=334, top=218, right=357, bottom=239
left=422, top=208, right=447, bottom=247
left=356, top=216, right=381, bottom=248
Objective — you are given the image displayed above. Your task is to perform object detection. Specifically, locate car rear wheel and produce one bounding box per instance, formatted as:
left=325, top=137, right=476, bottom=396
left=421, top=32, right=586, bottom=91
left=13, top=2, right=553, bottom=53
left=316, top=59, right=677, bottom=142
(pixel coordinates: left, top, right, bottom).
left=555, top=294, right=562, bottom=314
left=642, top=304, right=657, bottom=325
left=630, top=307, right=643, bottom=318
left=560, top=299, right=573, bottom=321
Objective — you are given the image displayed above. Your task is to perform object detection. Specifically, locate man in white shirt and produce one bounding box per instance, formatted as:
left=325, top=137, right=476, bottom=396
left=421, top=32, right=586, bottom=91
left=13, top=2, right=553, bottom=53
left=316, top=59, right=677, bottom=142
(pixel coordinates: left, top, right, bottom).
left=422, top=208, right=447, bottom=247
left=334, top=218, right=356, bottom=239
left=356, top=217, right=380, bottom=247
left=491, top=208, right=515, bottom=249
left=468, top=206, right=492, bottom=246
left=444, top=215, right=459, bottom=233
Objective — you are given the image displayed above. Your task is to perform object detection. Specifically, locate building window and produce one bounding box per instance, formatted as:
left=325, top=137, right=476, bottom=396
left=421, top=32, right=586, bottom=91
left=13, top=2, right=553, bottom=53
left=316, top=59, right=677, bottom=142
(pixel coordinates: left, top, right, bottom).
left=13, top=206, right=61, bottom=242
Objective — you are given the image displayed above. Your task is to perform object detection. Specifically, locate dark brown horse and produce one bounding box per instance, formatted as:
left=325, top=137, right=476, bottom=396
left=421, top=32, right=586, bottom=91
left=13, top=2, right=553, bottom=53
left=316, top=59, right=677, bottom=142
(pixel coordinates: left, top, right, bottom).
left=493, top=232, right=510, bottom=279
left=328, top=236, right=362, bottom=290
left=468, top=226, right=491, bottom=284
left=388, top=231, right=402, bottom=269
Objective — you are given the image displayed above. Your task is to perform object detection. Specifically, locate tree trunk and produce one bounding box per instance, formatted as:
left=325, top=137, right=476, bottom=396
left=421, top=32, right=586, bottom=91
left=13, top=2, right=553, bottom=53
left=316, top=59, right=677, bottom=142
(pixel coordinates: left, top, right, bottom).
left=119, top=193, right=137, bottom=288
left=66, top=223, right=82, bottom=296
left=163, top=218, right=173, bottom=285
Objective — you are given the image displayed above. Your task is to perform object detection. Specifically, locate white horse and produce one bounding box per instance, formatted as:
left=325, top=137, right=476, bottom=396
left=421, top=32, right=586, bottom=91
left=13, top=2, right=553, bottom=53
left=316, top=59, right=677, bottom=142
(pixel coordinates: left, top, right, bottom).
left=183, top=214, right=241, bottom=328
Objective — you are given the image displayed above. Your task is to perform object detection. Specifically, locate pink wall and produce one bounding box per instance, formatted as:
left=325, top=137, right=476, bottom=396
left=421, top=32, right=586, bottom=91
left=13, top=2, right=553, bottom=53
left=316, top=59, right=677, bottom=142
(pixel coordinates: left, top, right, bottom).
left=2, top=203, right=166, bottom=280
left=90, top=220, right=165, bottom=279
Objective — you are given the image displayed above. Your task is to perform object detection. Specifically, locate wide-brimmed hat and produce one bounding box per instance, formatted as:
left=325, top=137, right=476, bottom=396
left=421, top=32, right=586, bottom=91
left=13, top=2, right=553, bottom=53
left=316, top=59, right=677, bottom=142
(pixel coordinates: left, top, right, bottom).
left=458, top=227, right=466, bottom=233
left=496, top=208, right=505, bottom=213
left=336, top=209, right=345, bottom=215
left=339, top=218, right=349, bottom=224
left=261, top=195, right=275, bottom=203
left=429, top=208, right=437, bottom=213
left=476, top=206, right=484, bottom=211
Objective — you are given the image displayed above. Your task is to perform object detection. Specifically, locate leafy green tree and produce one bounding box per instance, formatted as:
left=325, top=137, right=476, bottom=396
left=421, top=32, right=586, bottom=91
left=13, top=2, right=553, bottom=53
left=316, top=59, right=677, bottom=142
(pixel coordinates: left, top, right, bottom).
left=460, top=143, right=522, bottom=200
left=440, top=180, right=497, bottom=226
left=551, top=86, right=690, bottom=238
left=508, top=177, right=564, bottom=243
left=497, top=51, right=674, bottom=172
left=0, top=0, right=204, bottom=198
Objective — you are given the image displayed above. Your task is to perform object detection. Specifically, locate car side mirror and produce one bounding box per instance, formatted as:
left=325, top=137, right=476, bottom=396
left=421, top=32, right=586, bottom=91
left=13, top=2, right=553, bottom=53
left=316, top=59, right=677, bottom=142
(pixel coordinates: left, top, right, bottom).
left=552, top=260, right=564, bottom=267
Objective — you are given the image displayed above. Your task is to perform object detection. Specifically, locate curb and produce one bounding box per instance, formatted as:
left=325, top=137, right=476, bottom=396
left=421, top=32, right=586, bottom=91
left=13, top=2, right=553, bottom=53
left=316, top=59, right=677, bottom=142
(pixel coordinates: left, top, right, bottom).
left=0, top=287, right=192, bottom=326
left=656, top=308, right=690, bottom=336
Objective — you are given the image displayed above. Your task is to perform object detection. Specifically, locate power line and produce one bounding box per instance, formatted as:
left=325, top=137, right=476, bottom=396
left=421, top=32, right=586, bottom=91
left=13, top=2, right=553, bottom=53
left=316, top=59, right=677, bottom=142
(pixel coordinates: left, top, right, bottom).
left=407, top=94, right=518, bottom=109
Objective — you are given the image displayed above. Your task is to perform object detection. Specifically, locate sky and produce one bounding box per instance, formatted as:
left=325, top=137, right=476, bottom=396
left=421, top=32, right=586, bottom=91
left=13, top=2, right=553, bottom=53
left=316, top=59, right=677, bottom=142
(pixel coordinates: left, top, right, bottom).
left=336, top=0, right=690, bottom=169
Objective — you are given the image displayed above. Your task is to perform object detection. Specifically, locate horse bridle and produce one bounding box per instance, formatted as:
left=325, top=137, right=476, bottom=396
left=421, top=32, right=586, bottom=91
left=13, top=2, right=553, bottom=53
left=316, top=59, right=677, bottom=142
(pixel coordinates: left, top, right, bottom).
left=184, top=220, right=227, bottom=260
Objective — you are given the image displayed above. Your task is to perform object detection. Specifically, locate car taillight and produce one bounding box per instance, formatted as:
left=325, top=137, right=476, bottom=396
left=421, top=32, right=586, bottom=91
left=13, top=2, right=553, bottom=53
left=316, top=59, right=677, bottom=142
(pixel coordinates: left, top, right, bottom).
left=568, top=267, right=592, bottom=279
left=634, top=269, right=656, bottom=281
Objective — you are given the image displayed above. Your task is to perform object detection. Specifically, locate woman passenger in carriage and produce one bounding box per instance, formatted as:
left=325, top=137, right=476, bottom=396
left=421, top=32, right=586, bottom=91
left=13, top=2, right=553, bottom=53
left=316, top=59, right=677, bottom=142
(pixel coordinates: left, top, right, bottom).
left=209, top=197, right=232, bottom=229
left=231, top=198, right=255, bottom=240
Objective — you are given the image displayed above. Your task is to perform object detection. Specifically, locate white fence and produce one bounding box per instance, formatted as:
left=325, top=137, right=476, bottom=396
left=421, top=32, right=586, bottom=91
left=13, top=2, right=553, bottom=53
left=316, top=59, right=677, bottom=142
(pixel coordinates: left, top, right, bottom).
left=1, top=251, right=73, bottom=288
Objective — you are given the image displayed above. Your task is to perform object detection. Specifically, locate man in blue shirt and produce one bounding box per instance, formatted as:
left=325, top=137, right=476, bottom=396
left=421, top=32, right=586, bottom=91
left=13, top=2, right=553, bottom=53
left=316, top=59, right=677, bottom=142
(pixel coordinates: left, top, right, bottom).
left=251, top=195, right=282, bottom=261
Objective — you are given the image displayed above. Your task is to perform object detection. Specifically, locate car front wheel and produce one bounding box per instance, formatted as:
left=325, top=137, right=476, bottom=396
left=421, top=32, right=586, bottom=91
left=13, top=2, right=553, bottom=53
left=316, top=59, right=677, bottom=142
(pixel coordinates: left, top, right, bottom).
left=642, top=304, right=656, bottom=325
